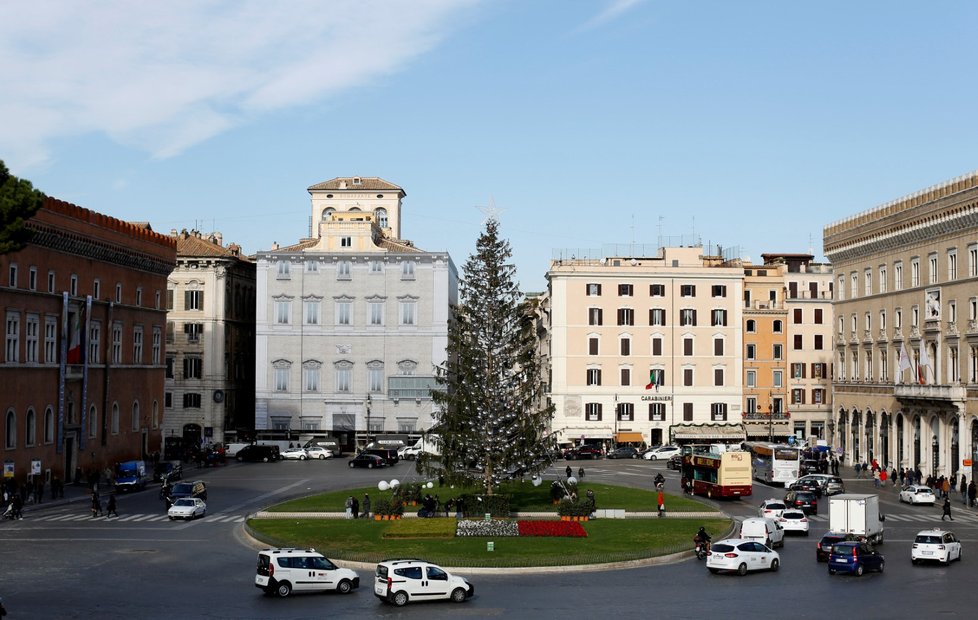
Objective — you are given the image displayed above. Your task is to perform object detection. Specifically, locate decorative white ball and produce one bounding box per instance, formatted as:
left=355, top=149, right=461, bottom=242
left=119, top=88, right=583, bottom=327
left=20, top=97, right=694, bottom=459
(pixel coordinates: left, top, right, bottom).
left=390, top=479, right=400, bottom=488
left=532, top=476, right=542, bottom=487
left=378, top=481, right=389, bottom=491
left=567, top=477, right=578, bottom=485
left=426, top=481, right=434, bottom=488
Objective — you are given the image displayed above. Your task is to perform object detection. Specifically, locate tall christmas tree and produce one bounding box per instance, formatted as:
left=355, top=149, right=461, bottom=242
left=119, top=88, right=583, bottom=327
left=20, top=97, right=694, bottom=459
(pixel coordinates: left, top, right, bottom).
left=432, top=216, right=555, bottom=496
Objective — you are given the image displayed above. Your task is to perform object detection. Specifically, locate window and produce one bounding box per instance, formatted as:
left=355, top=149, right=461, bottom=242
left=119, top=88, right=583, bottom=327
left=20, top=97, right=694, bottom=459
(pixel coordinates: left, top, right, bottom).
left=585, top=403, right=603, bottom=421
left=746, top=319, right=756, bottom=333
left=711, top=309, right=727, bottom=326
left=369, top=301, right=384, bottom=326
left=131, top=402, right=140, bottom=432
left=894, top=262, right=903, bottom=291
left=793, top=308, right=803, bottom=324
left=616, top=402, right=634, bottom=421
left=275, top=300, right=291, bottom=324
left=865, top=312, right=872, bottom=331
left=813, top=389, right=825, bottom=404
left=773, top=370, right=783, bottom=388
left=949, top=250, right=958, bottom=280
left=912, top=306, right=919, bottom=328
left=617, top=308, right=634, bottom=326
left=773, top=320, right=783, bottom=333
left=25, top=314, right=38, bottom=363
left=746, top=370, right=756, bottom=387
left=773, top=344, right=782, bottom=360
left=44, top=317, right=57, bottom=364
left=336, top=300, right=352, bottom=326
left=746, top=344, right=756, bottom=360
left=649, top=403, right=665, bottom=421
left=586, top=368, right=602, bottom=386
left=620, top=337, right=630, bottom=356
left=620, top=368, right=631, bottom=386
left=277, top=261, right=291, bottom=279
left=588, top=308, right=603, bottom=326
left=589, top=337, right=599, bottom=355
left=275, top=367, right=289, bottom=392
left=587, top=283, right=602, bottom=296
left=911, top=258, right=920, bottom=287
left=89, top=406, right=97, bottom=438
left=683, top=337, right=693, bottom=356
left=791, top=389, right=806, bottom=405
left=182, top=393, right=201, bottom=409
left=683, top=402, right=693, bottom=422
left=370, top=260, right=383, bottom=273
left=879, top=266, right=887, bottom=293
left=681, top=284, right=696, bottom=297
left=7, top=264, right=16, bottom=287
left=650, top=284, right=665, bottom=297
left=618, top=283, right=633, bottom=296
left=132, top=326, right=143, bottom=364
left=714, top=338, right=724, bottom=356
left=152, top=327, right=161, bottom=364
left=814, top=335, right=823, bottom=350
left=683, top=367, right=693, bottom=386
left=28, top=267, right=36, bottom=291
left=183, top=356, right=202, bottom=379
left=711, top=402, right=727, bottom=422
left=712, top=285, right=727, bottom=297
left=305, top=260, right=319, bottom=273
left=791, top=363, right=806, bottom=378
left=401, top=261, right=415, bottom=279
left=335, top=363, right=352, bottom=392
left=814, top=308, right=823, bottom=324
left=165, top=356, right=174, bottom=378
left=111, top=403, right=120, bottom=433
left=111, top=323, right=122, bottom=364
left=368, top=365, right=384, bottom=393
left=851, top=273, right=858, bottom=299
left=47, top=271, right=55, bottom=293
left=928, top=254, right=938, bottom=284
left=337, top=261, right=352, bottom=279
left=864, top=268, right=872, bottom=296
left=70, top=274, right=78, bottom=296
left=793, top=334, right=802, bottom=350
left=680, top=308, right=696, bottom=326
left=115, top=283, right=122, bottom=303
left=651, top=337, right=662, bottom=356
left=4, top=409, right=15, bottom=448
left=87, top=321, right=100, bottom=364
left=303, top=364, right=320, bottom=392
left=43, top=407, right=54, bottom=443
left=837, top=275, right=845, bottom=301
left=649, top=308, right=666, bottom=326
left=895, top=308, right=902, bottom=329
left=340, top=236, right=352, bottom=247
left=184, top=322, right=203, bottom=342
left=714, top=368, right=724, bottom=386
left=399, top=300, right=416, bottom=326
left=304, top=299, right=321, bottom=325
left=971, top=245, right=978, bottom=278
left=375, top=207, right=388, bottom=228
left=5, top=312, right=19, bottom=363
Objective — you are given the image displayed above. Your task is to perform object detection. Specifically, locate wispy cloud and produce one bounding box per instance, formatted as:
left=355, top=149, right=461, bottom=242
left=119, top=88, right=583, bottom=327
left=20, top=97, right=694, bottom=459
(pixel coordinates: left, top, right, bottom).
left=0, top=0, right=479, bottom=169
left=574, top=0, right=647, bottom=34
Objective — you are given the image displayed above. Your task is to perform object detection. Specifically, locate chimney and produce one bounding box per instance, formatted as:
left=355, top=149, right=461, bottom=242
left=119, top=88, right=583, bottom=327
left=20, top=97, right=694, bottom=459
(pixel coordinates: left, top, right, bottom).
left=271, top=241, right=279, bottom=250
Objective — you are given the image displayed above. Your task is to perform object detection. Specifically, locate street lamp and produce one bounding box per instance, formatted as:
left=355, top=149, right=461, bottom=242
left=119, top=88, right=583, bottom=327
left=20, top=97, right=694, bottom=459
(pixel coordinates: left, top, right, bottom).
left=932, top=434, right=939, bottom=476
left=365, top=394, right=372, bottom=447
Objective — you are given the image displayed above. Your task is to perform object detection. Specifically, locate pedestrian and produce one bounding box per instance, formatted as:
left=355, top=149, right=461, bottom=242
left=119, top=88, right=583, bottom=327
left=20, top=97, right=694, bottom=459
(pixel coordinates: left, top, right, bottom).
left=961, top=475, right=968, bottom=505
left=879, top=468, right=887, bottom=486
left=942, top=497, right=953, bottom=521
left=578, top=467, right=585, bottom=481
left=657, top=490, right=665, bottom=517
left=352, top=496, right=360, bottom=520
left=942, top=477, right=951, bottom=500
left=565, top=465, right=572, bottom=479
left=11, top=493, right=23, bottom=520
left=106, top=494, right=118, bottom=518
left=345, top=496, right=353, bottom=519
left=873, top=468, right=880, bottom=488
left=680, top=475, right=689, bottom=495
left=854, top=462, right=862, bottom=478
left=455, top=496, right=465, bottom=519
left=968, top=480, right=977, bottom=508
left=90, top=489, right=102, bottom=518
left=891, top=467, right=898, bottom=487
left=363, top=494, right=371, bottom=519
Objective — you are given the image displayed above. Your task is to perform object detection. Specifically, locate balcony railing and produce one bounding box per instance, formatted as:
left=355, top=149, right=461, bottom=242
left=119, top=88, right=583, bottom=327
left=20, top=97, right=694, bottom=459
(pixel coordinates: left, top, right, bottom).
left=894, top=384, right=966, bottom=402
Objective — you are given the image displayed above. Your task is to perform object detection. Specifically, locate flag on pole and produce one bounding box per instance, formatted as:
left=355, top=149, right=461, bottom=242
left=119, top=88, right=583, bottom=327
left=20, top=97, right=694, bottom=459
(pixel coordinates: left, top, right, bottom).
left=66, top=306, right=85, bottom=364
left=897, top=342, right=912, bottom=384
left=645, top=370, right=661, bottom=392
left=918, top=341, right=931, bottom=385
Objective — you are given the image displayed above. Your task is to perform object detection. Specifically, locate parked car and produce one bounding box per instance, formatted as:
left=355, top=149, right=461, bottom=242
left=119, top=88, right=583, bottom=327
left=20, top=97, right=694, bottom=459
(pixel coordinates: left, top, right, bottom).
left=828, top=541, right=885, bottom=576
left=706, top=538, right=780, bottom=575
left=565, top=446, right=603, bottom=460
left=816, top=531, right=861, bottom=562
left=168, top=497, right=207, bottom=521
left=643, top=446, right=681, bottom=461
left=168, top=480, right=208, bottom=501
left=236, top=444, right=280, bottom=463
left=779, top=508, right=810, bottom=536
left=900, top=484, right=937, bottom=505
left=758, top=498, right=787, bottom=519
left=666, top=454, right=684, bottom=470
left=784, top=490, right=818, bottom=515
left=606, top=447, right=640, bottom=459
left=374, top=559, right=473, bottom=606
left=281, top=448, right=309, bottom=460
left=911, top=529, right=962, bottom=565
left=305, top=446, right=332, bottom=460
left=740, top=517, right=784, bottom=548
left=256, top=547, right=360, bottom=598
left=349, top=454, right=387, bottom=469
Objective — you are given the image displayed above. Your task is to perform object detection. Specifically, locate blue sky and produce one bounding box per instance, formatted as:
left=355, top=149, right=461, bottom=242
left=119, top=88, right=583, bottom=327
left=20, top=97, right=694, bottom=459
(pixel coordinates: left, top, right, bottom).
left=3, top=1, right=978, bottom=292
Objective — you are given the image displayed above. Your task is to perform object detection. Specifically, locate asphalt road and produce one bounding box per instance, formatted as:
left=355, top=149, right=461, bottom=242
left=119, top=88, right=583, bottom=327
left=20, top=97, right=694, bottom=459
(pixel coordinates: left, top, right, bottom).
left=0, top=457, right=972, bottom=619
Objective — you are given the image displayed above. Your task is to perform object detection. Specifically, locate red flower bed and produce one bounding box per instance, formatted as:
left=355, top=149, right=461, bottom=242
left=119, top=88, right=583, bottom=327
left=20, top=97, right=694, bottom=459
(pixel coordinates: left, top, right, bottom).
left=517, top=520, right=587, bottom=537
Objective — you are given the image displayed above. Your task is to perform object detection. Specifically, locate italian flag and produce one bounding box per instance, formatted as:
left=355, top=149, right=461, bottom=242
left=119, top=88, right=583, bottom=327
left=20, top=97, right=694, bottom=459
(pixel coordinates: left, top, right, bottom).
left=645, top=370, right=661, bottom=391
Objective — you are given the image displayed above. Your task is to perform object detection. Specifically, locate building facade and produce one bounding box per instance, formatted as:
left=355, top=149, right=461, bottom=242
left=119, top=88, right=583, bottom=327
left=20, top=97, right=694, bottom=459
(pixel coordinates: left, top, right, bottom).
left=254, top=177, right=457, bottom=449
left=163, top=229, right=255, bottom=456
left=825, top=170, right=978, bottom=477
left=546, top=245, right=745, bottom=448
left=1, top=198, right=175, bottom=487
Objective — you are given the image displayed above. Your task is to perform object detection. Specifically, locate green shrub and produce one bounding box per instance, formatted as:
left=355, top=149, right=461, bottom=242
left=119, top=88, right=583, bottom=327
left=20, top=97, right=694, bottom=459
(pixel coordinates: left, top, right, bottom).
left=557, top=497, right=595, bottom=517
left=373, top=496, right=405, bottom=516
left=458, top=493, right=511, bottom=518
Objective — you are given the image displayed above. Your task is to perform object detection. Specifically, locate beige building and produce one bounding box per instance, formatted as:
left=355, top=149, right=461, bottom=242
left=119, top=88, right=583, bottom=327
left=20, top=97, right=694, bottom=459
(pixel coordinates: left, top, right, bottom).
left=824, top=170, right=978, bottom=477
left=546, top=245, right=745, bottom=448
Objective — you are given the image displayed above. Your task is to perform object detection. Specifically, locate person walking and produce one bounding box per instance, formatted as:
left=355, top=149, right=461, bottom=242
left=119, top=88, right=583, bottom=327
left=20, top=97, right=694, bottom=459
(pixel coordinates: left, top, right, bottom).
left=942, top=477, right=951, bottom=500
left=362, top=494, right=371, bottom=519
left=352, top=496, right=360, bottom=520
left=873, top=468, right=880, bottom=488
left=657, top=489, right=665, bottom=518
left=879, top=468, right=887, bottom=486
left=565, top=465, right=572, bottom=479
left=942, top=497, right=953, bottom=521
left=577, top=467, right=585, bottom=481
left=968, top=480, right=977, bottom=508
left=961, top=476, right=968, bottom=505
left=90, top=489, right=102, bottom=518
left=345, top=496, right=353, bottom=519
left=106, top=493, right=118, bottom=518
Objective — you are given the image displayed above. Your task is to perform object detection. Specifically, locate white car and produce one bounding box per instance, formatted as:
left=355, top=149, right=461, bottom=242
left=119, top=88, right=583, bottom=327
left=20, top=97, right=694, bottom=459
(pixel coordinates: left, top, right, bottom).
left=281, top=448, right=309, bottom=460
left=758, top=499, right=787, bottom=519
left=900, top=484, right=937, bottom=505
left=706, top=538, right=780, bottom=575
left=779, top=509, right=810, bottom=536
left=374, top=559, right=473, bottom=606
left=305, top=446, right=332, bottom=460
left=911, top=529, right=962, bottom=565
left=256, top=548, right=360, bottom=598
left=644, top=446, right=681, bottom=461
left=168, top=497, right=207, bottom=520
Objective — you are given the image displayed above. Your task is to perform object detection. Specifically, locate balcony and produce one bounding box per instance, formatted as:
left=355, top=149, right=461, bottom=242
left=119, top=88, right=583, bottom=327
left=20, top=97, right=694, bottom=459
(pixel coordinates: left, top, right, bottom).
left=894, top=384, right=966, bottom=403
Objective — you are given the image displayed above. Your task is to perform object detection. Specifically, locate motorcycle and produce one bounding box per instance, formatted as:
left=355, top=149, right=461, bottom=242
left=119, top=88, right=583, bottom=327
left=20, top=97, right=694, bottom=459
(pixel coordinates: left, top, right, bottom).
left=694, top=540, right=711, bottom=560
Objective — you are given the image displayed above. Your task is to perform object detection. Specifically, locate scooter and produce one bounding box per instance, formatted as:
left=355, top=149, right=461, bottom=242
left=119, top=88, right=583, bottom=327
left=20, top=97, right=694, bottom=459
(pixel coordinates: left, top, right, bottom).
left=694, top=540, right=711, bottom=560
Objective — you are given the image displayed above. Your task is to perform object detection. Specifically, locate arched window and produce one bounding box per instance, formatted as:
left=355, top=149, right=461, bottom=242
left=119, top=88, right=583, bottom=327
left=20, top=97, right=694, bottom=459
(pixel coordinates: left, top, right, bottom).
left=111, top=403, right=120, bottom=435
left=5, top=409, right=16, bottom=449
left=89, top=405, right=98, bottom=439
left=321, top=207, right=335, bottom=221
left=152, top=401, right=159, bottom=429
left=44, top=407, right=54, bottom=443
left=374, top=207, right=388, bottom=228
left=25, top=408, right=36, bottom=446
left=131, top=401, right=140, bottom=432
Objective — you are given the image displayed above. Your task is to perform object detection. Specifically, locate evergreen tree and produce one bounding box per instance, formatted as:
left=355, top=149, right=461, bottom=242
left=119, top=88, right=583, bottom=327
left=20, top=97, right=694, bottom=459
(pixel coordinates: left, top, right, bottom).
left=0, top=160, right=45, bottom=255
left=432, top=217, right=555, bottom=496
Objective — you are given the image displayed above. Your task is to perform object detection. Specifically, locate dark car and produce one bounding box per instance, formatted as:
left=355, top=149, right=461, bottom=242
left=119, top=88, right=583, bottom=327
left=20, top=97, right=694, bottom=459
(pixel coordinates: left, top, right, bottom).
left=828, top=541, right=885, bottom=576
left=235, top=444, right=280, bottom=463
left=787, top=479, right=822, bottom=497
left=153, top=462, right=183, bottom=483
left=816, top=531, right=860, bottom=562
left=800, top=459, right=821, bottom=475
left=606, top=447, right=639, bottom=459
left=365, top=448, right=399, bottom=466
left=565, top=447, right=602, bottom=460
left=667, top=454, right=684, bottom=470
left=784, top=490, right=818, bottom=514
left=348, top=453, right=387, bottom=469
left=168, top=479, right=207, bottom=501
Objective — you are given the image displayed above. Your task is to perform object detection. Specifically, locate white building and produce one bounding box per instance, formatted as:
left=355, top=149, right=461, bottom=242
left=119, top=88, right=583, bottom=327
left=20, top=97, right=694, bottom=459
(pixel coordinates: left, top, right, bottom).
left=254, top=177, right=457, bottom=449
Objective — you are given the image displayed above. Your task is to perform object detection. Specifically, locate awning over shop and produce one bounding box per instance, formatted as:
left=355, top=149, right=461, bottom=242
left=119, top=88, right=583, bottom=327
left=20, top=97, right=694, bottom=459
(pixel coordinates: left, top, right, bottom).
left=614, top=432, right=644, bottom=443
left=671, top=424, right=746, bottom=441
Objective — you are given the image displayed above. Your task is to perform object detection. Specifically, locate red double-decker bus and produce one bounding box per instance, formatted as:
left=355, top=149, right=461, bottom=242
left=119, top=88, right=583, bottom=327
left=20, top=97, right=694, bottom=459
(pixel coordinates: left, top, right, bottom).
left=689, top=451, right=753, bottom=499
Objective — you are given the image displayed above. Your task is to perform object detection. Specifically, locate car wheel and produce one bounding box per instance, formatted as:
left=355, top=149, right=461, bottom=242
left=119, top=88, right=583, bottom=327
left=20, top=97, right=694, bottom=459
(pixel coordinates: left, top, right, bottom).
left=451, top=587, right=468, bottom=603
left=707, top=489, right=713, bottom=499
left=959, top=549, right=963, bottom=562
left=368, top=463, right=374, bottom=469
left=943, top=555, right=950, bottom=566
left=392, top=591, right=409, bottom=607
left=770, top=558, right=779, bottom=572
left=856, top=565, right=864, bottom=576
left=737, top=563, right=747, bottom=576
left=651, top=456, right=658, bottom=460
left=911, top=558, right=918, bottom=565
left=336, top=579, right=353, bottom=594
left=708, top=568, right=720, bottom=574
left=276, top=581, right=292, bottom=598
left=349, top=462, right=355, bottom=468
left=319, top=455, right=326, bottom=460
left=299, top=455, right=306, bottom=461
left=828, top=568, right=836, bottom=575
left=236, top=456, right=243, bottom=462
left=878, top=560, right=884, bottom=573
left=262, top=457, right=269, bottom=463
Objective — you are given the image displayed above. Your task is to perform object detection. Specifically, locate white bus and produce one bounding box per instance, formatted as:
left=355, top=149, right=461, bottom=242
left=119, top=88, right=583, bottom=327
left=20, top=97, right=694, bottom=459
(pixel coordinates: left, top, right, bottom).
left=742, top=442, right=800, bottom=485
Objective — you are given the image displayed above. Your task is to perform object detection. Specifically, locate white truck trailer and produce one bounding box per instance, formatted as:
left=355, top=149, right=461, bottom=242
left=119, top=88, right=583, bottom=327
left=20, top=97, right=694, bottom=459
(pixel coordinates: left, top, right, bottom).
left=828, top=493, right=885, bottom=544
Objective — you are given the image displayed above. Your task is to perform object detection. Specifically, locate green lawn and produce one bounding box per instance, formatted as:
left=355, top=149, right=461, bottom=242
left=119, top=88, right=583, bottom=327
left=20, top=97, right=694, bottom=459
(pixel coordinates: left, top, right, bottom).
left=247, top=516, right=733, bottom=567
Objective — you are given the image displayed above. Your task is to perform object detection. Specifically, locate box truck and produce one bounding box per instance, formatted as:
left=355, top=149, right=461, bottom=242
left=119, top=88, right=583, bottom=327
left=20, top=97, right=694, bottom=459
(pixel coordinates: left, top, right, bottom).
left=829, top=493, right=885, bottom=544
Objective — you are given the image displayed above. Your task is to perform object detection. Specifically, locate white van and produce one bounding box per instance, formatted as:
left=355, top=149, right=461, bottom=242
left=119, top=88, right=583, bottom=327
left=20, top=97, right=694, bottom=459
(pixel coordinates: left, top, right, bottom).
left=739, top=517, right=784, bottom=548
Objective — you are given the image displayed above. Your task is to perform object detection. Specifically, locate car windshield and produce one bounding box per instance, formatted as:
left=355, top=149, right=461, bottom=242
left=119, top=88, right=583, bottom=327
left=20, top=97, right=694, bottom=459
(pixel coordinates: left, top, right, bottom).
left=783, top=512, right=805, bottom=520
left=915, top=535, right=942, bottom=544
left=711, top=543, right=735, bottom=552
left=764, top=503, right=786, bottom=510
left=172, top=483, right=192, bottom=493
left=174, top=499, right=194, bottom=507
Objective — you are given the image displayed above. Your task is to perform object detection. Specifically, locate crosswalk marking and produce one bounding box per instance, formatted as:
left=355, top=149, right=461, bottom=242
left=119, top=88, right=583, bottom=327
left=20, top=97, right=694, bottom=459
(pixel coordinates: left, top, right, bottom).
left=23, top=511, right=246, bottom=524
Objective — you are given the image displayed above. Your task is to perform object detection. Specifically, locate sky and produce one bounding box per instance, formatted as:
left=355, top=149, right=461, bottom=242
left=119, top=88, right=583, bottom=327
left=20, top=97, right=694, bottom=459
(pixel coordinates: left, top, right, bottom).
left=3, top=0, right=978, bottom=292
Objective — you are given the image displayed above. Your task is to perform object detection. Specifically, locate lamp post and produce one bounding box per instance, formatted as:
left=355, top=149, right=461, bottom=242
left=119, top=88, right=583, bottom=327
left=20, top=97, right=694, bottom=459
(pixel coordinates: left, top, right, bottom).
left=768, top=397, right=774, bottom=443
left=932, top=434, right=939, bottom=476
left=365, top=394, right=372, bottom=448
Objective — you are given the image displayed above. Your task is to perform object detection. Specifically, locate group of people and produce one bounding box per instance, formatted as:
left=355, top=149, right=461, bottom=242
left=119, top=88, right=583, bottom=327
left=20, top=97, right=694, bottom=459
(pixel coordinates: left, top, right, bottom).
left=564, top=465, right=586, bottom=480
left=344, top=494, right=369, bottom=519
left=89, top=487, right=118, bottom=518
